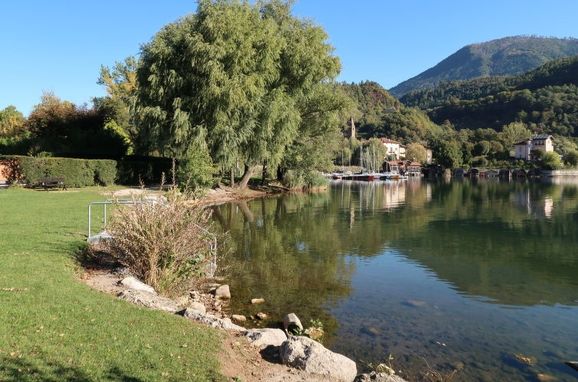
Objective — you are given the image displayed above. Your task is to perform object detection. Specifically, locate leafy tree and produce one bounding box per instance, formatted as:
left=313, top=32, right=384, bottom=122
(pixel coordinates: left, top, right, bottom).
left=405, top=142, right=428, bottom=163
left=473, top=140, right=491, bottom=156
left=27, top=92, right=129, bottom=157
left=97, top=56, right=139, bottom=149
left=563, top=150, right=578, bottom=167
left=137, top=0, right=342, bottom=189
left=0, top=106, right=26, bottom=138
left=500, top=122, right=532, bottom=147
left=431, top=138, right=463, bottom=169
left=541, top=151, right=563, bottom=170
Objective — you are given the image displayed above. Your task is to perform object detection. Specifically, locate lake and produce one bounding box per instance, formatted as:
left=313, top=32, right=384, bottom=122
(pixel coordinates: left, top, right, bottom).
left=215, top=179, right=578, bottom=381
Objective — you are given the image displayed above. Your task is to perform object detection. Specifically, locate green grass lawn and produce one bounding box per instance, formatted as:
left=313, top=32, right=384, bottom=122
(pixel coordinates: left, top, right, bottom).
left=0, top=187, right=224, bottom=382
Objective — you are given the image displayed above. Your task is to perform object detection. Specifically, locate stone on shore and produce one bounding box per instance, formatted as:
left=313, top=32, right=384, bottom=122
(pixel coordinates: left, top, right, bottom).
left=117, top=289, right=178, bottom=312
left=256, top=312, right=268, bottom=320
left=183, top=308, right=244, bottom=331
left=251, top=298, right=265, bottom=304
left=280, top=336, right=357, bottom=382
left=189, top=302, right=207, bottom=314
left=232, top=314, right=247, bottom=322
left=119, top=276, right=156, bottom=294
left=354, top=372, right=408, bottom=382
left=214, top=284, right=231, bottom=299
left=245, top=328, right=287, bottom=349
left=283, top=313, right=303, bottom=332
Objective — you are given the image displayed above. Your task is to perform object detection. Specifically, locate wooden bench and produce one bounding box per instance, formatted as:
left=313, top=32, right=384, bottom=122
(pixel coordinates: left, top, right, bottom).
left=33, top=178, right=67, bottom=191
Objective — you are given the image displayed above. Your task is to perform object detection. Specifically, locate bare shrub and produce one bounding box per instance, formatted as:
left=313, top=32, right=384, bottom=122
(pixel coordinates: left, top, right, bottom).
left=105, top=192, right=218, bottom=295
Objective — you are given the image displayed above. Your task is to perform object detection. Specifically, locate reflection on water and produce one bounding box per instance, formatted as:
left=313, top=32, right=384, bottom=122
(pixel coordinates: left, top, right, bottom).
left=216, top=179, right=578, bottom=381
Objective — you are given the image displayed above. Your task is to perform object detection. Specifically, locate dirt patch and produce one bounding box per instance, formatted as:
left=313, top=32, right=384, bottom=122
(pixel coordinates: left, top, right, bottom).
left=219, top=331, right=335, bottom=382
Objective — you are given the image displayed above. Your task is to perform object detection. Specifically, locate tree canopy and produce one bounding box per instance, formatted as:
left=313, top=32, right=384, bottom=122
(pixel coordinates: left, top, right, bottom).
left=137, top=0, right=345, bottom=188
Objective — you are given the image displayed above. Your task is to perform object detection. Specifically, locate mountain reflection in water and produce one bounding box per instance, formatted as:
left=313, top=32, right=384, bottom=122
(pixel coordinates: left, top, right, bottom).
left=215, top=179, right=578, bottom=381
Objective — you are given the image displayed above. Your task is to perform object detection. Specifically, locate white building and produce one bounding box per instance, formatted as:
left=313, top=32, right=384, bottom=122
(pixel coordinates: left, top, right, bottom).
left=380, top=138, right=406, bottom=160
left=513, top=134, right=554, bottom=160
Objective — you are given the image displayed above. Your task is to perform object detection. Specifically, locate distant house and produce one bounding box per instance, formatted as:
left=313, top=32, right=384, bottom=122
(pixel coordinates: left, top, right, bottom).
left=383, top=160, right=422, bottom=176
left=513, top=134, right=554, bottom=160
left=380, top=138, right=406, bottom=160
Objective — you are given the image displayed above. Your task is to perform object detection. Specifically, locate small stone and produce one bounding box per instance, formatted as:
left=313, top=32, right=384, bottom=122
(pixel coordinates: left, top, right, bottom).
left=283, top=313, right=303, bottom=333
left=536, top=373, right=558, bottom=382
left=214, top=284, right=231, bottom=299
left=119, top=276, right=156, bottom=294
left=360, top=326, right=380, bottom=337
left=117, top=289, right=178, bottom=312
left=251, top=298, right=265, bottom=304
left=189, top=290, right=201, bottom=301
left=256, top=312, right=268, bottom=320
left=513, top=353, right=537, bottom=366
left=403, top=299, right=426, bottom=307
left=189, top=302, right=206, bottom=314
left=232, top=314, right=247, bottom=322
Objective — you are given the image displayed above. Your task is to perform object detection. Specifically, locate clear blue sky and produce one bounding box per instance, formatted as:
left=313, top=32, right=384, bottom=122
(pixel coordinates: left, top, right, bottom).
left=2, top=0, right=578, bottom=115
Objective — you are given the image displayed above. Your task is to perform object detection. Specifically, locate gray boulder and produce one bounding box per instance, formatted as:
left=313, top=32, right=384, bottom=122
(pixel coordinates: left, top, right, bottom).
left=245, top=328, right=287, bottom=349
left=280, top=336, right=357, bottom=382
left=183, top=308, right=244, bottom=331
left=117, top=289, right=178, bottom=312
left=119, top=276, right=156, bottom=294
left=355, top=373, right=408, bottom=382
left=283, top=313, right=303, bottom=332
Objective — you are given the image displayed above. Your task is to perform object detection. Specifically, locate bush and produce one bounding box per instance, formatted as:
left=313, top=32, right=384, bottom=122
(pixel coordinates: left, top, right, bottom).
left=0, top=155, right=117, bottom=187
left=282, top=169, right=328, bottom=190
left=563, top=150, right=578, bottom=167
left=104, top=193, right=218, bottom=295
left=177, top=145, right=216, bottom=191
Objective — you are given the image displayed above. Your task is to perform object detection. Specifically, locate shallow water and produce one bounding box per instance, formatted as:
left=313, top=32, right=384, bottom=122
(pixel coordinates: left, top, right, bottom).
left=215, top=179, right=578, bottom=381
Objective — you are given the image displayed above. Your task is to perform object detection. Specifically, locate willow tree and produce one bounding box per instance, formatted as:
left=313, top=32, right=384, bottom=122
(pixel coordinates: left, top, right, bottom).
left=137, top=0, right=343, bottom=188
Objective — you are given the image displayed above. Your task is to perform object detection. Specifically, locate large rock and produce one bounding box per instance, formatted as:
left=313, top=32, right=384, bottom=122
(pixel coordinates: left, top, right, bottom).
left=183, top=308, right=245, bottom=331
left=214, top=284, right=231, bottom=299
left=280, top=336, right=357, bottom=382
left=117, top=289, right=178, bottom=312
left=355, top=372, right=408, bottom=382
left=245, top=328, right=287, bottom=349
left=283, top=313, right=303, bottom=332
left=119, top=276, right=156, bottom=294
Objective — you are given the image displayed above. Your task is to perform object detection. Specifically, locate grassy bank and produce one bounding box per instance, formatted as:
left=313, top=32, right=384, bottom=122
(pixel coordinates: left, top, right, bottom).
left=0, top=187, right=223, bottom=381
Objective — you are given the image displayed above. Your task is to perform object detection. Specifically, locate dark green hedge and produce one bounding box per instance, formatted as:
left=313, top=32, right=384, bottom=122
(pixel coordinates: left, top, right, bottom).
left=0, top=156, right=117, bottom=187
left=0, top=155, right=173, bottom=187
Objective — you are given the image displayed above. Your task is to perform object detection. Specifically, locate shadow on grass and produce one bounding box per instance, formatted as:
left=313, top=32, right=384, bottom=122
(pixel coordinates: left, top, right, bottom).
left=0, top=355, right=143, bottom=382
left=73, top=242, right=120, bottom=272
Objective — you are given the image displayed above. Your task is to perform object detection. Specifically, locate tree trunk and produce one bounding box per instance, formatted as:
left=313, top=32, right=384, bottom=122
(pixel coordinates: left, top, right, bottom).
left=261, top=161, right=268, bottom=186
left=238, top=164, right=254, bottom=189
left=230, top=168, right=235, bottom=187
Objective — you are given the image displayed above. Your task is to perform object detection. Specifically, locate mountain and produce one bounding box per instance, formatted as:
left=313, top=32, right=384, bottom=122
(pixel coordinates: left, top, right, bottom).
left=390, top=36, right=578, bottom=97
left=409, top=56, right=578, bottom=136
left=340, top=81, right=443, bottom=143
